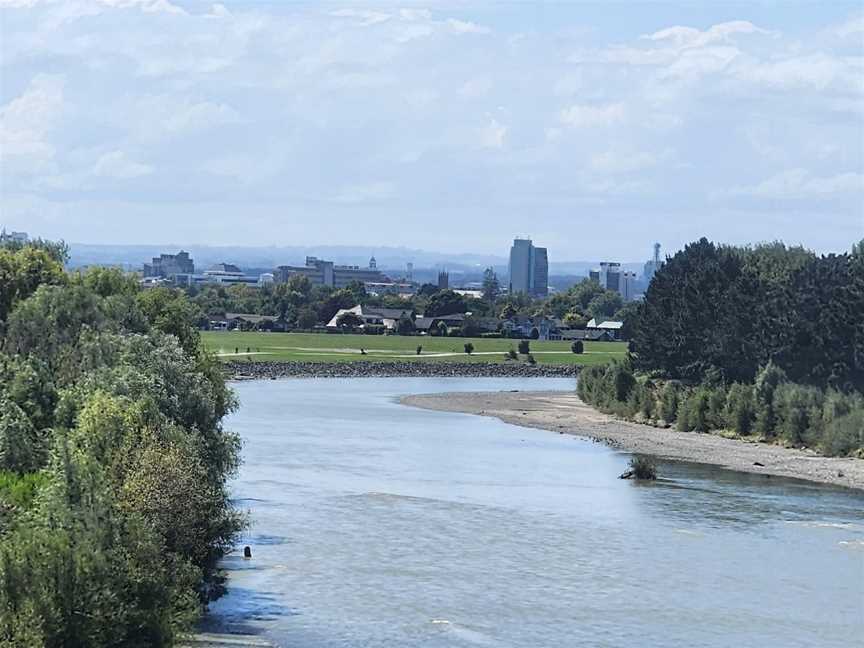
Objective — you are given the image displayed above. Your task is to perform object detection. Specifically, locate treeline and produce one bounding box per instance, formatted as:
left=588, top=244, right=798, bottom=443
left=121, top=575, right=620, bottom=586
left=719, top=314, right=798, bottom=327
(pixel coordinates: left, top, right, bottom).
left=188, top=270, right=631, bottom=330
left=0, top=242, right=243, bottom=645
left=579, top=361, right=863, bottom=456
left=578, top=239, right=864, bottom=457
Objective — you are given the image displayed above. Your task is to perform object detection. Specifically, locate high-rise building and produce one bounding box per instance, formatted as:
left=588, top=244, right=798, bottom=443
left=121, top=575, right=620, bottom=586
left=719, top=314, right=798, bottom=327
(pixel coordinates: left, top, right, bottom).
left=591, top=261, right=621, bottom=292
left=437, top=270, right=449, bottom=290
left=621, top=271, right=637, bottom=302
left=143, top=250, right=194, bottom=278
left=406, top=262, right=414, bottom=282
left=508, top=238, right=548, bottom=297
left=643, top=242, right=663, bottom=282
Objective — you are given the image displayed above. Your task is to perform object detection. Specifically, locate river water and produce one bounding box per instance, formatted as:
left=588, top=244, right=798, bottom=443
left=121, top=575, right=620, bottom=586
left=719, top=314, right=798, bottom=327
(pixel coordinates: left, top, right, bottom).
left=208, top=378, right=864, bottom=648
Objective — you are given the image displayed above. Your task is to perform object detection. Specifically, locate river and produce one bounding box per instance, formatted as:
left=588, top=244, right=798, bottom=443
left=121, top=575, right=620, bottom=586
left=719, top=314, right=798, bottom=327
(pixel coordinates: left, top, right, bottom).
left=207, top=378, right=864, bottom=647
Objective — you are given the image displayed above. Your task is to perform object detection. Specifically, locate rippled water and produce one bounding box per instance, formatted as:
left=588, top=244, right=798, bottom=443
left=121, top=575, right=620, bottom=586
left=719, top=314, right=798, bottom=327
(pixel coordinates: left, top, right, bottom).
left=208, top=378, right=864, bottom=648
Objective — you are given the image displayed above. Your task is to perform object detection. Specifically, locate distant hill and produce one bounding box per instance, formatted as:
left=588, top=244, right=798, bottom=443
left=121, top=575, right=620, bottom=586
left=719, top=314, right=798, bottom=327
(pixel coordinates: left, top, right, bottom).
left=67, top=242, right=646, bottom=278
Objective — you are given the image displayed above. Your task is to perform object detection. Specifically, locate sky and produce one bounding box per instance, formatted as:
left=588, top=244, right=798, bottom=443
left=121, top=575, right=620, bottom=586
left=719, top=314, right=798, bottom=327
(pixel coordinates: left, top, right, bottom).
left=1, top=0, right=862, bottom=260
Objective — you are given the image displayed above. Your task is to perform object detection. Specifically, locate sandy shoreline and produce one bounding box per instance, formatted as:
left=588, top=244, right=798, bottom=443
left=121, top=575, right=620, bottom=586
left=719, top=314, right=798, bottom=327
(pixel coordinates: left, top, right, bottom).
left=401, top=390, right=864, bottom=491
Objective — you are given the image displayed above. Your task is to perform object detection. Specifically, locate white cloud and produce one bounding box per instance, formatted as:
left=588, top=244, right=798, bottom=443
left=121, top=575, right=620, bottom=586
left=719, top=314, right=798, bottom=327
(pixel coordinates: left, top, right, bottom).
left=559, top=102, right=625, bottom=128
left=333, top=182, right=396, bottom=204
left=447, top=19, right=490, bottom=35
left=589, top=150, right=669, bottom=174
left=479, top=118, right=507, bottom=149
left=0, top=75, right=64, bottom=165
left=92, top=150, right=153, bottom=178
left=644, top=20, right=772, bottom=50
left=727, top=169, right=864, bottom=199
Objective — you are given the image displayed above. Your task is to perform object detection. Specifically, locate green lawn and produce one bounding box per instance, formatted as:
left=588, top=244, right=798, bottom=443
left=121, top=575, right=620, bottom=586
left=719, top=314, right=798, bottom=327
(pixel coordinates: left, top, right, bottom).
left=202, top=331, right=627, bottom=366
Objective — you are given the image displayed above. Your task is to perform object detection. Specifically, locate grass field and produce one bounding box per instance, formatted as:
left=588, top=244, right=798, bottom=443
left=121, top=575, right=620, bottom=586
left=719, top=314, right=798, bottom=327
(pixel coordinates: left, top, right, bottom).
left=202, top=331, right=627, bottom=366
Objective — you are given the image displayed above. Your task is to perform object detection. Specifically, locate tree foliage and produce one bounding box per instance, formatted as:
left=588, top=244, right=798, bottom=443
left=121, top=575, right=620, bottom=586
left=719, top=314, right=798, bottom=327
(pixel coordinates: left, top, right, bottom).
left=0, top=242, right=243, bottom=645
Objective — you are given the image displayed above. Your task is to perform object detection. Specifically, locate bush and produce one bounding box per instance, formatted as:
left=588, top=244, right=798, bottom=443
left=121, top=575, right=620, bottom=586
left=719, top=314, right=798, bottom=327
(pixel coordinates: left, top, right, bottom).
left=626, top=455, right=657, bottom=480
left=754, top=362, right=787, bottom=437
left=506, top=348, right=518, bottom=361
left=707, top=386, right=728, bottom=429
left=526, top=354, right=537, bottom=365
left=725, top=383, right=755, bottom=434
left=571, top=340, right=584, bottom=354
left=775, top=383, right=824, bottom=446
left=659, top=382, right=680, bottom=424
left=463, top=342, right=474, bottom=355
left=416, top=345, right=422, bottom=355
left=640, top=380, right=656, bottom=420
left=518, top=340, right=530, bottom=355
left=678, top=388, right=710, bottom=432
left=821, top=410, right=864, bottom=457
left=609, top=362, right=636, bottom=402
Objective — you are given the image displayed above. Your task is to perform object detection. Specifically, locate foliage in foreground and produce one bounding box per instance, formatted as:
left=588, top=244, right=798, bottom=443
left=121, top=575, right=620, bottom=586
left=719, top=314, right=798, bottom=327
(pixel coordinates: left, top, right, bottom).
left=578, top=361, right=864, bottom=457
left=0, top=244, right=244, bottom=646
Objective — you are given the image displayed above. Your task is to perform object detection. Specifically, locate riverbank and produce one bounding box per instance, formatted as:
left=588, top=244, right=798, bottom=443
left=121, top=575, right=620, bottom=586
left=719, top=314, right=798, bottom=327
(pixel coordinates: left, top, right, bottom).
left=224, top=360, right=581, bottom=380
left=401, top=390, right=864, bottom=490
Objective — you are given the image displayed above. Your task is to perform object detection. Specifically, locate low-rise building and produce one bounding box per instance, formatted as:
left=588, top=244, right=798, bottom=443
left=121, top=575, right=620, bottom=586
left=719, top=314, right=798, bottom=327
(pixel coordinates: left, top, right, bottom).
left=586, top=318, right=624, bottom=340
left=501, top=315, right=561, bottom=340
left=277, top=256, right=385, bottom=288
left=326, top=305, right=413, bottom=331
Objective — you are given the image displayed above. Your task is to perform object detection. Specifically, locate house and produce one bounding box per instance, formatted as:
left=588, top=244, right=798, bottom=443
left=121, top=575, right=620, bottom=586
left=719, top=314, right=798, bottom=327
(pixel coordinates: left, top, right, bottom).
left=209, top=313, right=286, bottom=331
left=413, top=313, right=467, bottom=334
left=326, top=305, right=413, bottom=331
left=586, top=318, right=624, bottom=340
left=501, top=315, right=561, bottom=340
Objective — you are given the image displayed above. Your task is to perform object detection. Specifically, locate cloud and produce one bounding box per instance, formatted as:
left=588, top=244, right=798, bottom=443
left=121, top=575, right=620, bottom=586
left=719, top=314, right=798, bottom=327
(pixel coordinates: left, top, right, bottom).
left=0, top=75, right=65, bottom=165
left=644, top=20, right=772, bottom=50
left=447, top=19, right=490, bottom=35
left=333, top=182, right=396, bottom=204
left=559, top=102, right=625, bottom=128
left=478, top=118, right=507, bottom=149
left=91, top=150, right=153, bottom=178
left=727, top=169, right=864, bottom=200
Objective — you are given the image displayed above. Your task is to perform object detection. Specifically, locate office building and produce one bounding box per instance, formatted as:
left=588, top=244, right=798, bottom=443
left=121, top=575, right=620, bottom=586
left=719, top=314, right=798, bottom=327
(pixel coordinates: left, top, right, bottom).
left=508, top=238, right=548, bottom=297
left=143, top=250, right=194, bottom=278
left=276, top=256, right=384, bottom=288
left=590, top=261, right=621, bottom=292
left=621, top=271, right=637, bottom=302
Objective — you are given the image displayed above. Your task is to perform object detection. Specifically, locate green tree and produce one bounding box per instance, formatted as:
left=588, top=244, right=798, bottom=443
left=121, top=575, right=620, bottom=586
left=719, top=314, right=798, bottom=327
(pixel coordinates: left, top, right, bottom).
left=425, top=290, right=467, bottom=317
left=482, top=267, right=500, bottom=302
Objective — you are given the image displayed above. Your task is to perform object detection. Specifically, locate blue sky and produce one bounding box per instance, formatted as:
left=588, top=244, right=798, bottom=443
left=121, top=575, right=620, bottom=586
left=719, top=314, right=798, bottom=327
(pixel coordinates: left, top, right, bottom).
left=1, top=0, right=862, bottom=259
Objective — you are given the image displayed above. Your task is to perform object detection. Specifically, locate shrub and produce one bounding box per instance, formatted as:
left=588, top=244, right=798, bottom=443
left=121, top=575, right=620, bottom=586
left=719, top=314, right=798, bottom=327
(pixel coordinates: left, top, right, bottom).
left=571, top=340, right=584, bottom=354
left=640, top=380, right=656, bottom=420
left=821, top=410, right=864, bottom=457
left=463, top=342, right=474, bottom=355
left=707, top=386, right=728, bottom=429
left=725, top=383, right=755, bottom=434
left=506, top=348, right=518, bottom=361
left=775, top=383, right=824, bottom=446
left=678, top=388, right=710, bottom=432
left=754, top=362, right=787, bottom=437
left=609, top=362, right=636, bottom=403
left=627, top=455, right=657, bottom=480
left=526, top=354, right=537, bottom=365
left=659, top=382, right=680, bottom=424
left=416, top=345, right=422, bottom=355
left=518, top=340, right=530, bottom=355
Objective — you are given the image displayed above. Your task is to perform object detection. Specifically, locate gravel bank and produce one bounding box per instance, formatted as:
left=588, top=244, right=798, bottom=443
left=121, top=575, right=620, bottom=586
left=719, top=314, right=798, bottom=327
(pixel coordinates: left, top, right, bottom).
left=224, top=360, right=580, bottom=380
left=401, top=390, right=864, bottom=491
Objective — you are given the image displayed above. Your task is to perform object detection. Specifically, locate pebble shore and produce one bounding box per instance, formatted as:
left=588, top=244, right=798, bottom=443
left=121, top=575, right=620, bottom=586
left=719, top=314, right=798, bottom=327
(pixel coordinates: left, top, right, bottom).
left=224, top=360, right=581, bottom=380
left=401, top=390, right=864, bottom=491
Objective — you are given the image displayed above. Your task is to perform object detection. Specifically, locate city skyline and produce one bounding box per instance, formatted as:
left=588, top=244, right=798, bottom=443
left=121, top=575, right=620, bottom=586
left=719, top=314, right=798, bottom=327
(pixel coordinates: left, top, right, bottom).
left=2, top=2, right=862, bottom=257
